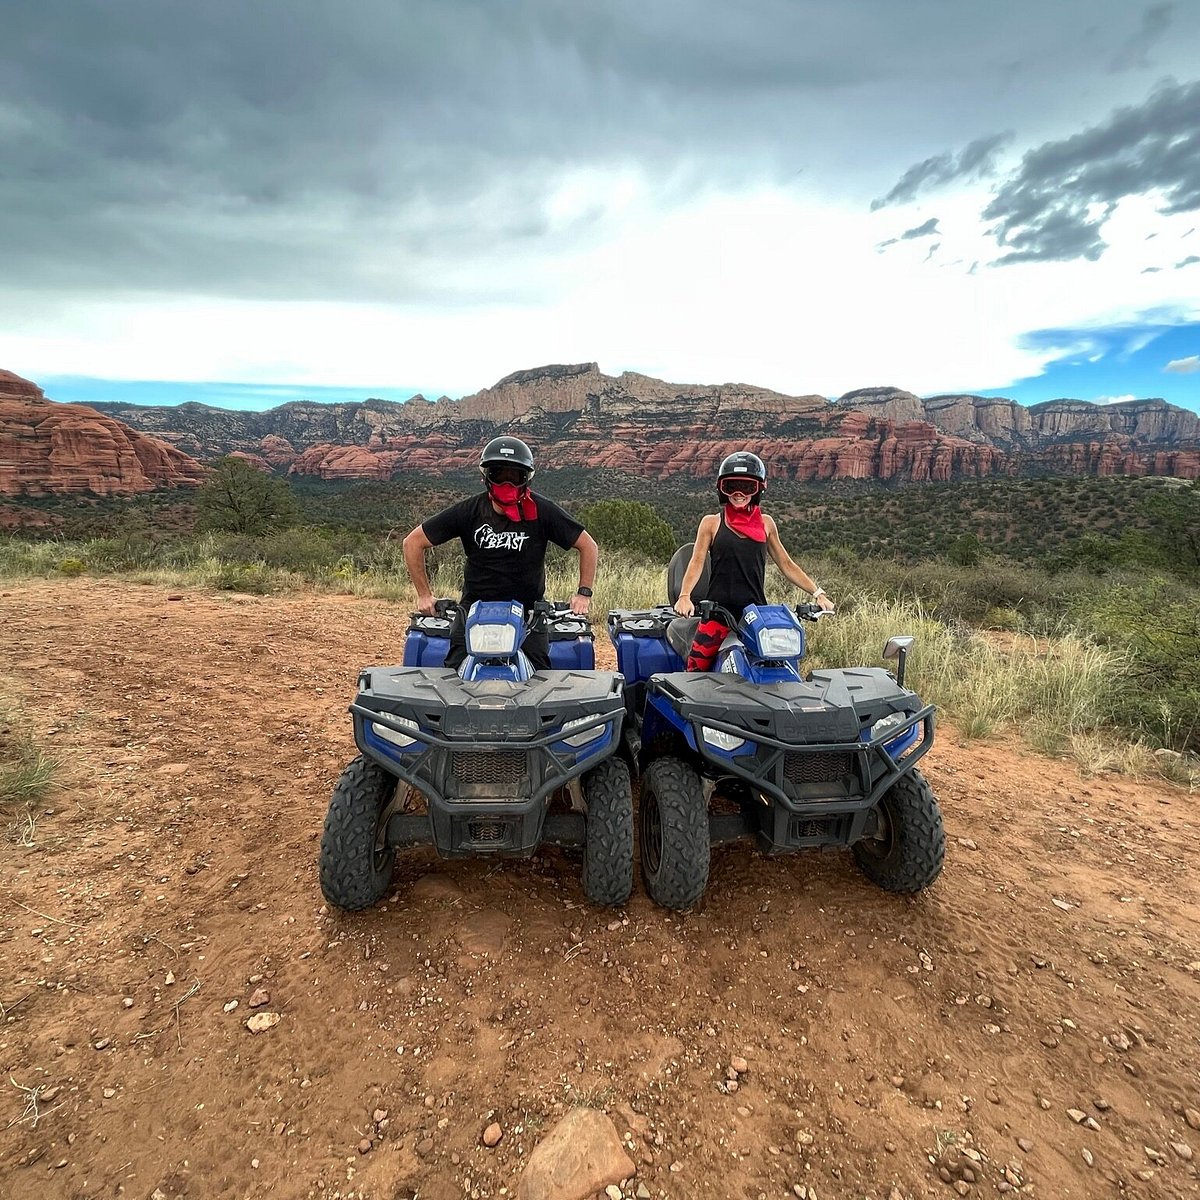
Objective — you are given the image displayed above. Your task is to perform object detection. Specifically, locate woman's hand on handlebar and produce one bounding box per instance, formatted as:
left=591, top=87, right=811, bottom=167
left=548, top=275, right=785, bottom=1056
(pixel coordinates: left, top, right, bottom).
left=674, top=594, right=694, bottom=617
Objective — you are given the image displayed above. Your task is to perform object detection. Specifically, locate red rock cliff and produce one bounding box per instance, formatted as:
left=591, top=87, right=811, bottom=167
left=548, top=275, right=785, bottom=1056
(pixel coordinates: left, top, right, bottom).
left=0, top=371, right=207, bottom=497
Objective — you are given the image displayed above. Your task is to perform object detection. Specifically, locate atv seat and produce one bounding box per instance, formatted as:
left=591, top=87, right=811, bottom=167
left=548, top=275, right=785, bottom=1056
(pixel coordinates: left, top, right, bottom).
left=666, top=615, right=699, bottom=659
left=666, top=617, right=740, bottom=666
left=666, top=542, right=711, bottom=608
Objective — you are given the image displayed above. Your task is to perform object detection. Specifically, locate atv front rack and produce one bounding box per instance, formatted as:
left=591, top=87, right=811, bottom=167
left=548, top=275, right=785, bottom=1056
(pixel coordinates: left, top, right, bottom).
left=348, top=667, right=625, bottom=857
left=645, top=670, right=935, bottom=851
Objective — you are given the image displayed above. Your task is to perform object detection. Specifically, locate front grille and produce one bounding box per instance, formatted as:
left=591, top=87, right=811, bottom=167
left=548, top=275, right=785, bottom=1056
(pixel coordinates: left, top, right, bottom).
left=468, top=819, right=508, bottom=844
left=451, top=751, right=525, bottom=790
left=783, top=751, right=853, bottom=785
left=788, top=815, right=851, bottom=844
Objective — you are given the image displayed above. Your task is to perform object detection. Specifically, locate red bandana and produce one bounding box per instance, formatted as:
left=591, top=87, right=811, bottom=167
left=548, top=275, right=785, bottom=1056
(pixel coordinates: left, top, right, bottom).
left=723, top=504, right=766, bottom=542
left=491, top=483, right=538, bottom=522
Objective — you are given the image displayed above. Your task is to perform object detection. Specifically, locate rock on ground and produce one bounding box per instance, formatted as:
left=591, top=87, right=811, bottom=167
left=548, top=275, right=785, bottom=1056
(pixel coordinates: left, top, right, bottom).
left=516, top=1107, right=635, bottom=1200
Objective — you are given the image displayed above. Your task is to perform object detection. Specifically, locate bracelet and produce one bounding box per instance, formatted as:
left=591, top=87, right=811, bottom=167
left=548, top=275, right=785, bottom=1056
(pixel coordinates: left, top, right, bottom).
left=575, top=586, right=593, bottom=598
left=813, top=587, right=826, bottom=598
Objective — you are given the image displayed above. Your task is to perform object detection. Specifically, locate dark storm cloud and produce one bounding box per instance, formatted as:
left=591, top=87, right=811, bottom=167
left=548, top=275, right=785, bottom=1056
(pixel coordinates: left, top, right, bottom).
left=984, top=77, right=1200, bottom=264
left=1110, top=3, right=1174, bottom=71
left=0, top=0, right=883, bottom=302
left=876, top=216, right=940, bottom=248
left=3, top=1, right=1200, bottom=304
left=903, top=218, right=941, bottom=239
left=870, top=134, right=1012, bottom=210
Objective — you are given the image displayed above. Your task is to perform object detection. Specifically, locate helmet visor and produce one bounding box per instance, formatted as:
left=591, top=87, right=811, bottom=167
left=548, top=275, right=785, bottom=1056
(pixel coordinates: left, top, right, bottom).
left=720, top=477, right=761, bottom=498
left=485, top=464, right=531, bottom=486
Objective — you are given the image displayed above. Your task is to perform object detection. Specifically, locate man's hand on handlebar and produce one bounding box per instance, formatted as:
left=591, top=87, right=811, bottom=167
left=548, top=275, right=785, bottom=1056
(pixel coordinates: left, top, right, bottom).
left=570, top=592, right=591, bottom=617
left=416, top=591, right=436, bottom=616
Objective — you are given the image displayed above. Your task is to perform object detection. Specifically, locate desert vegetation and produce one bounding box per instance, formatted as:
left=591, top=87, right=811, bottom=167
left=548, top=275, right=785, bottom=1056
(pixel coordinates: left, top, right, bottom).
left=2, top=476, right=1197, bottom=776
left=0, top=684, right=58, bottom=845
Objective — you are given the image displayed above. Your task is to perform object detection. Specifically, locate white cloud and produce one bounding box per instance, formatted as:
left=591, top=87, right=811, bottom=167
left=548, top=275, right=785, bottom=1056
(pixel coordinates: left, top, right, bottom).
left=4, top=175, right=1200, bottom=400
left=1165, top=355, right=1200, bottom=373
left=1094, top=394, right=1137, bottom=405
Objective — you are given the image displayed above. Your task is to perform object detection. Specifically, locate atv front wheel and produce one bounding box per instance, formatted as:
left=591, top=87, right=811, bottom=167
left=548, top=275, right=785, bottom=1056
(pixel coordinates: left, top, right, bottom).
left=581, top=757, right=634, bottom=906
left=853, top=768, right=944, bottom=893
left=639, top=756, right=709, bottom=910
left=319, top=755, right=398, bottom=911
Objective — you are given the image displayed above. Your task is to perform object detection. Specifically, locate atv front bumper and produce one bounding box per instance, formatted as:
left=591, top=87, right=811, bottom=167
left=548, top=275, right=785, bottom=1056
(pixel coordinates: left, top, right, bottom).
left=350, top=666, right=624, bottom=858
left=645, top=669, right=935, bottom=853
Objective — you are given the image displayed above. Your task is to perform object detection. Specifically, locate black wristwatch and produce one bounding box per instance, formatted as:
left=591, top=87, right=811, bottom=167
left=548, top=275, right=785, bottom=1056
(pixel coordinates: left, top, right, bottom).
left=575, top=586, right=593, bottom=598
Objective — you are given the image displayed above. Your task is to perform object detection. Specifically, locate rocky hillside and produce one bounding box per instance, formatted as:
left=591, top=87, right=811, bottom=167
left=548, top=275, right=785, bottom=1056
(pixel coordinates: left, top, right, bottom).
left=49, top=363, right=1200, bottom=484
left=0, top=370, right=205, bottom=497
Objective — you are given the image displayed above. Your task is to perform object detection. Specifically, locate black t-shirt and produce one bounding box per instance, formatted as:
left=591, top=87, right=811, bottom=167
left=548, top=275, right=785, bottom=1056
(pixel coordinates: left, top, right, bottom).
left=421, top=492, right=585, bottom=608
left=708, top=513, right=767, bottom=622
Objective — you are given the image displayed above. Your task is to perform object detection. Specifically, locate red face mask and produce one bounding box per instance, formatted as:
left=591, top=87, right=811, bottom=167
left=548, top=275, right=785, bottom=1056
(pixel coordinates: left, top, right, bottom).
left=723, top=501, right=766, bottom=541
left=488, top=481, right=538, bottom=521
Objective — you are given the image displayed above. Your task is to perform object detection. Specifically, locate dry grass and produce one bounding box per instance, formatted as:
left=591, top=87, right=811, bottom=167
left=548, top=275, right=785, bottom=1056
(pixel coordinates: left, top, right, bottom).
left=3, top=540, right=1194, bottom=787
left=799, top=596, right=1200, bottom=785
left=0, top=685, right=59, bottom=838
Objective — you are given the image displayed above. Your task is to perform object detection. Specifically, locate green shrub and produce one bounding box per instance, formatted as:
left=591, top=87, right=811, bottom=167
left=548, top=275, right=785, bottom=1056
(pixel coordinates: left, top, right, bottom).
left=983, top=606, right=1025, bottom=631
left=577, top=500, right=677, bottom=562
left=58, top=557, right=85, bottom=576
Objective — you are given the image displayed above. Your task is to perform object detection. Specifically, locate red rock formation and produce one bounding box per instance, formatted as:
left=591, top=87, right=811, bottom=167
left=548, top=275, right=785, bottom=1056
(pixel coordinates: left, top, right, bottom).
left=76, top=363, right=1200, bottom=486
left=228, top=451, right=273, bottom=472
left=258, top=435, right=298, bottom=469
left=0, top=371, right=206, bottom=497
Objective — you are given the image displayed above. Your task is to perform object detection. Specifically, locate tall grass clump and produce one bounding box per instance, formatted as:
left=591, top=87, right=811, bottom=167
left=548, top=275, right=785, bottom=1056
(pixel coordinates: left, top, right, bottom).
left=805, top=596, right=1126, bottom=748
left=0, top=688, right=58, bottom=836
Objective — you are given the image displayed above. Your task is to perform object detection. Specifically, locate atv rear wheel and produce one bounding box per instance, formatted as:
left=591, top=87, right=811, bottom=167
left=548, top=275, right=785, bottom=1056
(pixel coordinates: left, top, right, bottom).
left=853, top=768, right=944, bottom=893
left=639, top=756, right=709, bottom=910
left=581, top=757, right=634, bottom=906
left=319, top=755, right=398, bottom=911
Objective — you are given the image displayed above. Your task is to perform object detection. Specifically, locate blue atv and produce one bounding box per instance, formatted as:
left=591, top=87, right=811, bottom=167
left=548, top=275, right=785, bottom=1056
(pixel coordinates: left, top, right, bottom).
left=607, top=547, right=945, bottom=910
left=320, top=599, right=633, bottom=910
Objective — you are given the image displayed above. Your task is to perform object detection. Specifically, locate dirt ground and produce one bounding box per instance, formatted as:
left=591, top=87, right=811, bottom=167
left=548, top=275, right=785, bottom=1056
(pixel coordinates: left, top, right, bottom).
left=2, top=578, right=1199, bottom=1200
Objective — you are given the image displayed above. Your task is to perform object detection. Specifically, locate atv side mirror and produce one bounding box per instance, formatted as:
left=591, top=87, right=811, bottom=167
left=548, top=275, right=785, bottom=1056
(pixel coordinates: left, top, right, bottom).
left=882, top=635, right=915, bottom=688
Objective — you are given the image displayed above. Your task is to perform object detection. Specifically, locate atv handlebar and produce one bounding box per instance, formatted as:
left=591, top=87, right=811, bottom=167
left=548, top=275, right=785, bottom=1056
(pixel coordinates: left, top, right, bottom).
left=423, top=598, right=580, bottom=630
left=795, top=603, right=835, bottom=621
left=676, top=600, right=835, bottom=624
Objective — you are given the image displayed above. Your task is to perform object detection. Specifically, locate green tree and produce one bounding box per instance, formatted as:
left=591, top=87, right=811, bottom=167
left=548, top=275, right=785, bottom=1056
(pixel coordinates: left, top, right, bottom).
left=577, top=500, right=677, bottom=561
left=948, top=533, right=983, bottom=567
left=1140, top=484, right=1200, bottom=577
left=197, top=457, right=300, bottom=535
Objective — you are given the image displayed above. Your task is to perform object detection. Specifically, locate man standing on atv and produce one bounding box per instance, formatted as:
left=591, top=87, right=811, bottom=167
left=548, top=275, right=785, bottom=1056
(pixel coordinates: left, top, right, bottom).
left=673, top=451, right=834, bottom=670
left=402, top=436, right=598, bottom=670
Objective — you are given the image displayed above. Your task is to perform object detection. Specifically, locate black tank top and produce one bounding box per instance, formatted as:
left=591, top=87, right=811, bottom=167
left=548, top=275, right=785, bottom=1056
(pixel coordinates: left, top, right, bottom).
left=707, top=513, right=767, bottom=622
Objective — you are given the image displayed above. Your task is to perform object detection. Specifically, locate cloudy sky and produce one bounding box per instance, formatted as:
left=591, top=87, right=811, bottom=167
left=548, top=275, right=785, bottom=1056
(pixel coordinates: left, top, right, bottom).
left=2, top=0, right=1200, bottom=413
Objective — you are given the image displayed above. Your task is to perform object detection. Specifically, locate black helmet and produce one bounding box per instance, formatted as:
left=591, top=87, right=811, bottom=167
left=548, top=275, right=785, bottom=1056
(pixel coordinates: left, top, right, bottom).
left=717, top=451, right=767, bottom=507
left=480, top=436, right=535, bottom=474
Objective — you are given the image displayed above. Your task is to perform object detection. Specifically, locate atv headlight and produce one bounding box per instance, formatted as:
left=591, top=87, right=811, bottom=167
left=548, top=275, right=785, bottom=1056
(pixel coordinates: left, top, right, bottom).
left=467, top=622, right=518, bottom=656
left=870, top=712, right=909, bottom=740
left=758, top=627, right=801, bottom=658
left=559, top=716, right=607, bottom=747
left=702, top=725, right=746, bottom=752
left=372, top=715, right=420, bottom=748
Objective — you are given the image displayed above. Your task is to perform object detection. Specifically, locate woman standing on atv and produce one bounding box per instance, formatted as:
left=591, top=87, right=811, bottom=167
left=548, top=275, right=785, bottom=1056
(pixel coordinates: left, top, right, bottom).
left=674, top=452, right=834, bottom=670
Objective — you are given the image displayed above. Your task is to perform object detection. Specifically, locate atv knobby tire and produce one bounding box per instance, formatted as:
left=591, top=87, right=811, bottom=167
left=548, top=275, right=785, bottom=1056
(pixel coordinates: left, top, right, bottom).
left=853, top=768, right=944, bottom=894
left=639, top=756, right=709, bottom=910
left=581, top=756, right=634, bottom=906
left=319, top=755, right=398, bottom=911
